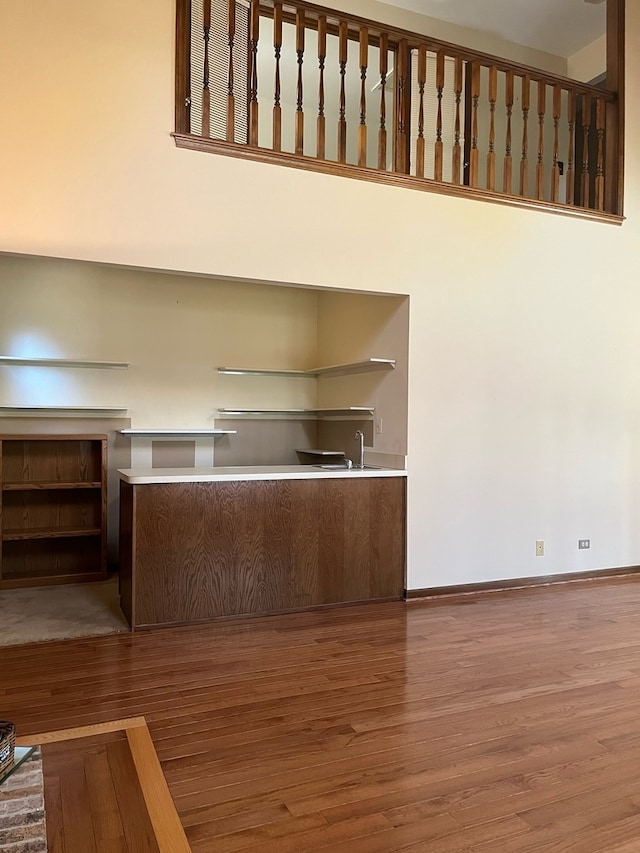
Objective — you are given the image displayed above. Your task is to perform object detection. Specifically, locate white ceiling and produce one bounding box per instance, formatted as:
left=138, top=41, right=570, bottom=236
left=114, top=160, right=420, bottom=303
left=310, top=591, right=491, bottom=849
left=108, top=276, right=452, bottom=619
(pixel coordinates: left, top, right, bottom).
left=379, top=0, right=606, bottom=58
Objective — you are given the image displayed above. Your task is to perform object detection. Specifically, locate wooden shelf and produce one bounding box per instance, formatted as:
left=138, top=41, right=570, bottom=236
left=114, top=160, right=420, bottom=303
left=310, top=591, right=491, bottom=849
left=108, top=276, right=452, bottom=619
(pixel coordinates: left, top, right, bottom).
left=217, top=407, right=374, bottom=419
left=118, top=429, right=236, bottom=436
left=0, top=356, right=129, bottom=369
left=2, top=481, right=102, bottom=491
left=217, top=358, right=395, bottom=378
left=3, top=526, right=102, bottom=541
left=0, top=435, right=108, bottom=587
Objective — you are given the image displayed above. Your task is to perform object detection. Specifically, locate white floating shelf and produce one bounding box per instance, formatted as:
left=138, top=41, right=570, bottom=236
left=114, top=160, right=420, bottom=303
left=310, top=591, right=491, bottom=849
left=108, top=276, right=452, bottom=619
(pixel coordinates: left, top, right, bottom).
left=296, top=448, right=346, bottom=456
left=119, top=429, right=236, bottom=436
left=0, top=356, right=129, bottom=369
left=217, top=358, right=395, bottom=379
left=218, top=407, right=374, bottom=419
left=0, top=406, right=128, bottom=415
left=312, top=358, right=396, bottom=377
left=217, top=367, right=311, bottom=378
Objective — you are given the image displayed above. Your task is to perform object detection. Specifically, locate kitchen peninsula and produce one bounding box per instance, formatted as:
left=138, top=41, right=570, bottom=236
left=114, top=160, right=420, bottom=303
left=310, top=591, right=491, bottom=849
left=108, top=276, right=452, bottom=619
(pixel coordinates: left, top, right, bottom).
left=118, top=465, right=406, bottom=629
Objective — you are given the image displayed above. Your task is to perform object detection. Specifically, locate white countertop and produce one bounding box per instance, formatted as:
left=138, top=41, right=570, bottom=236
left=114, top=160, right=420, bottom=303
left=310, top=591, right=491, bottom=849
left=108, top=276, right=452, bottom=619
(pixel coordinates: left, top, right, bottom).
left=118, top=465, right=407, bottom=484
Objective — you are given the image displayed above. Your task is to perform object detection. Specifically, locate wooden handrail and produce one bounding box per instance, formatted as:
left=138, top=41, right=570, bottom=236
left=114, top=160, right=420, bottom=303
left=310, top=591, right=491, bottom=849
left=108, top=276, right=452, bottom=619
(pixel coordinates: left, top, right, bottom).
left=174, top=0, right=624, bottom=221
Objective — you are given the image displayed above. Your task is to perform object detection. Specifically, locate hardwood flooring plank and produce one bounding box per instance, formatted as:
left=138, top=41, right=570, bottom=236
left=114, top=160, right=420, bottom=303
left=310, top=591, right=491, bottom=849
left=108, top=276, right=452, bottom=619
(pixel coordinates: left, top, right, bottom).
left=7, top=582, right=640, bottom=851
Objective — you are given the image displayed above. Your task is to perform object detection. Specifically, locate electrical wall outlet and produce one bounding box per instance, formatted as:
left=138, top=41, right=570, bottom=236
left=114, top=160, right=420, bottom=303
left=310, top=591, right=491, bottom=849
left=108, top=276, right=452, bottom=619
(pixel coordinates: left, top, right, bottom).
left=578, top=539, right=590, bottom=550
left=375, top=418, right=383, bottom=435
left=536, top=540, right=544, bottom=557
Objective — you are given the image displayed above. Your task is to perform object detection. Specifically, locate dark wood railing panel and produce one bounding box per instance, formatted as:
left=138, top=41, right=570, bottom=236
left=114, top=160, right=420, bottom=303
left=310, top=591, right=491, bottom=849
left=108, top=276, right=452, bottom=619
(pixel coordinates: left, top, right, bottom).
left=175, top=0, right=623, bottom=219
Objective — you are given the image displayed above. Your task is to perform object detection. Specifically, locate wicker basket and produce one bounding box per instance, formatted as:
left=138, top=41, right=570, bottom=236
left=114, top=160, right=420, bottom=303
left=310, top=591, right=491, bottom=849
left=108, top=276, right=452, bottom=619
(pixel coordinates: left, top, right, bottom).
left=0, top=721, right=16, bottom=775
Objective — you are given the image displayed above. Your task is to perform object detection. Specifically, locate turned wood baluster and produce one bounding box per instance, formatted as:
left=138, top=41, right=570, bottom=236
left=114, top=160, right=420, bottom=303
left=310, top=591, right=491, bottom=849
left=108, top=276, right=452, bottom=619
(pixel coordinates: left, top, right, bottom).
left=469, top=61, right=480, bottom=188
left=395, top=39, right=410, bottom=174
left=452, top=57, right=463, bottom=185
left=378, top=32, right=388, bottom=171
left=595, top=97, right=606, bottom=211
left=551, top=84, right=561, bottom=203
left=580, top=93, right=592, bottom=207
left=434, top=50, right=445, bottom=182
left=415, top=45, right=427, bottom=179
left=519, top=75, right=530, bottom=196
left=338, top=21, right=348, bottom=164
left=317, top=16, right=326, bottom=160
left=295, top=9, right=305, bottom=156
left=486, top=64, right=497, bottom=190
left=272, top=2, right=282, bottom=152
left=202, top=0, right=211, bottom=137
left=536, top=81, right=546, bottom=200
left=566, top=89, right=576, bottom=205
left=358, top=27, right=369, bottom=167
left=248, top=0, right=259, bottom=146
left=503, top=70, right=514, bottom=194
left=226, top=0, right=235, bottom=142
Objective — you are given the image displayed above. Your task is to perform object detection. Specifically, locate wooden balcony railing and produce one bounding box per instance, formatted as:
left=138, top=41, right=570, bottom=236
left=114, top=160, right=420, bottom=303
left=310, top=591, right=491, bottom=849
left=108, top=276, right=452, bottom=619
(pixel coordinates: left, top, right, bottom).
left=174, top=0, right=624, bottom=221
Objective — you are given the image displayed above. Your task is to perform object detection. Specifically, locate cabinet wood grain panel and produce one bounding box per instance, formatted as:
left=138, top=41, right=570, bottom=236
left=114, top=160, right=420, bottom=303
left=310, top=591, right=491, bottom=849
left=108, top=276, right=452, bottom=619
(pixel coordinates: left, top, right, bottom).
left=121, top=477, right=406, bottom=629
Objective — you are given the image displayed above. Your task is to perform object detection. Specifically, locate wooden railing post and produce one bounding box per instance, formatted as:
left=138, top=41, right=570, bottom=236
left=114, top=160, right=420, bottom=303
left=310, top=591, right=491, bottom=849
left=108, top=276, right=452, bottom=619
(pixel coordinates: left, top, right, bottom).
left=536, top=80, right=546, bottom=200
left=202, top=0, right=211, bottom=137
left=519, top=75, right=530, bottom=196
left=358, top=27, right=369, bottom=167
left=566, top=89, right=576, bottom=205
left=337, top=20, right=348, bottom=165
left=595, top=97, right=606, bottom=211
left=394, top=39, right=410, bottom=174
left=378, top=33, right=388, bottom=171
left=226, top=0, right=236, bottom=142
left=580, top=93, right=591, bottom=208
left=503, top=70, right=514, bottom=194
left=434, top=50, right=445, bottom=182
left=605, top=0, right=625, bottom=215
left=415, top=45, right=426, bottom=179
left=551, top=84, right=561, bottom=203
left=272, top=2, right=282, bottom=152
left=248, top=0, right=260, bottom=147
left=295, top=8, right=305, bottom=156
left=469, top=61, right=480, bottom=188
left=317, top=16, right=327, bottom=160
left=486, top=65, right=497, bottom=191
left=452, top=57, right=463, bottom=185
left=175, top=0, right=192, bottom=134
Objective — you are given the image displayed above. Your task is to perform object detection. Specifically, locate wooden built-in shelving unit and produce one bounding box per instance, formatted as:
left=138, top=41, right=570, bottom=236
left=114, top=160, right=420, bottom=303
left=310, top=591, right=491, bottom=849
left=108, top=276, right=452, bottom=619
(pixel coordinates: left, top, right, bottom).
left=0, top=435, right=108, bottom=588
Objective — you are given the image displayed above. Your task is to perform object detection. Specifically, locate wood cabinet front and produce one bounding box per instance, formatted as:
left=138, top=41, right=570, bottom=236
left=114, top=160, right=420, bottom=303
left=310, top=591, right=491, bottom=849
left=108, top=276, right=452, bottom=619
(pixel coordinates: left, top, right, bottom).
left=120, top=477, right=406, bottom=629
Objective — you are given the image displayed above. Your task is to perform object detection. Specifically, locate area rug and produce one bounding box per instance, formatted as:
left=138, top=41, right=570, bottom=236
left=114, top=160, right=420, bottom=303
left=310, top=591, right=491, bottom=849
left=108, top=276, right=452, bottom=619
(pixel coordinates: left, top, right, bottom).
left=0, top=747, right=46, bottom=852
left=0, top=577, right=130, bottom=647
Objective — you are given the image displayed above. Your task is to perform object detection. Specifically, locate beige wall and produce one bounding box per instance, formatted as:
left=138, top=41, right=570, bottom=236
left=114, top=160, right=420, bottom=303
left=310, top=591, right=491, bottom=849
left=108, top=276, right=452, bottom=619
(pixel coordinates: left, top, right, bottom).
left=0, top=0, right=638, bottom=590
left=568, top=34, right=606, bottom=84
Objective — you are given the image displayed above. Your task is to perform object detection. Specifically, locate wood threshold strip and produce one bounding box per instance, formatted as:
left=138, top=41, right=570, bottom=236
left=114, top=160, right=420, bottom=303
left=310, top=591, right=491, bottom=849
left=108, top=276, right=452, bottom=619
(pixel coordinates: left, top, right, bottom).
left=16, top=717, right=191, bottom=853
left=407, top=564, right=640, bottom=601
left=173, top=134, right=624, bottom=225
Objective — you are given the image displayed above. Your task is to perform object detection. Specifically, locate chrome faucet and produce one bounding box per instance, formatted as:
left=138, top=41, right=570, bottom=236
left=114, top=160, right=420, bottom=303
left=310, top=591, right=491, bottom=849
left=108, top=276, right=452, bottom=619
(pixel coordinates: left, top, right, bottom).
left=354, top=430, right=365, bottom=469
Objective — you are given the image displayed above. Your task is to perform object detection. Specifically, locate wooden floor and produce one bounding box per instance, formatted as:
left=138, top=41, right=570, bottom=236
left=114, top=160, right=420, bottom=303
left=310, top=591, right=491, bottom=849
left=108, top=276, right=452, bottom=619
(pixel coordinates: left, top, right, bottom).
left=4, top=578, right=640, bottom=851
